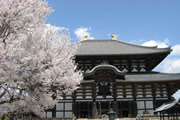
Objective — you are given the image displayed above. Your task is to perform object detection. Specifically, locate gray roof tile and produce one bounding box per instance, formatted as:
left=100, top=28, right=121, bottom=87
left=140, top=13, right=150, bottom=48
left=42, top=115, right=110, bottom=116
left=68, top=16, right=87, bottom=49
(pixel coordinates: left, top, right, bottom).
left=121, top=73, right=180, bottom=82
left=76, top=39, right=171, bottom=56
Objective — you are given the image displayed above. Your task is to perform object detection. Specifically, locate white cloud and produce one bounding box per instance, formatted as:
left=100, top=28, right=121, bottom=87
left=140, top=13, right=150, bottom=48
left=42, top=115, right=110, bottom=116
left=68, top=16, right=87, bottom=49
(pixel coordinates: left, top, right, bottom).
left=46, top=24, right=69, bottom=32
left=140, top=38, right=180, bottom=73
left=154, top=42, right=180, bottom=73
left=172, top=44, right=180, bottom=56
left=173, top=90, right=180, bottom=100
left=142, top=38, right=169, bottom=48
left=159, top=58, right=180, bottom=73
left=74, top=27, right=94, bottom=40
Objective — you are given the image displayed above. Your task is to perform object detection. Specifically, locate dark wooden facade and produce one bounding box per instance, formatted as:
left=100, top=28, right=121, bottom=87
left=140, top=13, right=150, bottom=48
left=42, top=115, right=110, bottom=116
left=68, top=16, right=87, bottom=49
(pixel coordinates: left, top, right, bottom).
left=44, top=39, right=180, bottom=119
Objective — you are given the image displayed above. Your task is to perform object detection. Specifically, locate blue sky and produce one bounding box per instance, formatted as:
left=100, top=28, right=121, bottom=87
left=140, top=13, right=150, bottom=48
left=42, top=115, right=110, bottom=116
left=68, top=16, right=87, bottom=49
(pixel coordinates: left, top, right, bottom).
left=47, top=0, right=180, bottom=98
left=47, top=0, right=180, bottom=43
left=47, top=1, right=180, bottom=70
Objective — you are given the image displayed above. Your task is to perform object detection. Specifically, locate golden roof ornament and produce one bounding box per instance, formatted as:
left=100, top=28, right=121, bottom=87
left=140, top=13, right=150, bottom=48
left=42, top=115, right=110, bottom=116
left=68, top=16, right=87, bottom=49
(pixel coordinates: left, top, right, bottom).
left=82, top=35, right=88, bottom=40
left=112, top=34, right=117, bottom=40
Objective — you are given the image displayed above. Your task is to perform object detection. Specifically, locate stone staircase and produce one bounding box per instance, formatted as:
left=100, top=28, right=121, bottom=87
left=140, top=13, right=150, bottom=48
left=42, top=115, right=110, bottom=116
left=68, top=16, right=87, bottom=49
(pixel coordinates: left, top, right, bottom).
left=11, top=117, right=162, bottom=120
left=76, top=118, right=159, bottom=120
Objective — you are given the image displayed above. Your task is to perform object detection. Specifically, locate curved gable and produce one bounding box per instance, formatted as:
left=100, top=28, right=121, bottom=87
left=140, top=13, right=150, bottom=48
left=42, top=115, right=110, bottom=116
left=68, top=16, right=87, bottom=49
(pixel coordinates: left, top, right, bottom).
left=85, top=64, right=125, bottom=77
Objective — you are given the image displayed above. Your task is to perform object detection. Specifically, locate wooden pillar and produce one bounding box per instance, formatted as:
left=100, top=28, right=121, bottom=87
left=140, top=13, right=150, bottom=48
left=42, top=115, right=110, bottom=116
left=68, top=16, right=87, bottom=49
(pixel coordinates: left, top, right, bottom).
left=119, top=59, right=122, bottom=71
left=93, top=83, right=96, bottom=102
left=173, top=109, right=175, bottom=120
left=113, top=101, right=117, bottom=118
left=132, top=84, right=137, bottom=101
left=160, top=112, right=162, bottom=120
left=162, top=111, right=165, bottom=120
left=72, top=102, right=75, bottom=117
left=132, top=84, right=137, bottom=117
left=109, top=57, right=113, bottom=65
left=145, top=57, right=149, bottom=72
left=88, top=102, right=90, bottom=119
left=113, top=82, right=117, bottom=101
left=78, top=102, right=80, bottom=118
left=123, top=85, right=126, bottom=98
left=128, top=57, right=131, bottom=72
left=83, top=60, right=85, bottom=71
left=176, top=112, right=178, bottom=120
left=92, top=83, right=96, bottom=119
left=167, top=83, right=173, bottom=101
left=109, top=101, right=112, bottom=110
left=82, top=86, right=85, bottom=100
left=152, top=83, right=156, bottom=110
left=137, top=58, right=140, bottom=72
left=99, top=101, right=101, bottom=117
left=160, top=84, right=163, bottom=98
left=142, top=84, right=146, bottom=98
left=72, top=91, right=77, bottom=117
left=92, top=58, right=95, bottom=68
left=128, top=101, right=131, bottom=117
left=113, top=82, right=117, bottom=114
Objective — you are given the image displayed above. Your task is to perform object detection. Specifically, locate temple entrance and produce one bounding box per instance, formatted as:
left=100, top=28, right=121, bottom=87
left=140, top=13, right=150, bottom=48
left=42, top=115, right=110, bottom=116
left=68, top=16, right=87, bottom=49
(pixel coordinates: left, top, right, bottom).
left=97, top=101, right=110, bottom=116
left=74, top=102, right=92, bottom=118
left=74, top=101, right=136, bottom=118
left=74, top=101, right=111, bottom=118
left=122, top=110, right=129, bottom=117
left=116, top=101, right=136, bottom=118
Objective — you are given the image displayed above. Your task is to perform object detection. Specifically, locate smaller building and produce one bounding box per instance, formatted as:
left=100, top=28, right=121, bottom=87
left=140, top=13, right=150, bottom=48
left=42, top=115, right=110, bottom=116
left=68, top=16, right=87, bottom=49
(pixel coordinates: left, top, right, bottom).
left=155, top=99, right=180, bottom=120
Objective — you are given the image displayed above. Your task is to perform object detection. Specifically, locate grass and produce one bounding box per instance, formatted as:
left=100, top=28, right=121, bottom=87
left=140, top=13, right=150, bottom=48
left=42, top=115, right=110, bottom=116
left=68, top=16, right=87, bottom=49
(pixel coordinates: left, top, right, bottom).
left=0, top=116, right=10, bottom=120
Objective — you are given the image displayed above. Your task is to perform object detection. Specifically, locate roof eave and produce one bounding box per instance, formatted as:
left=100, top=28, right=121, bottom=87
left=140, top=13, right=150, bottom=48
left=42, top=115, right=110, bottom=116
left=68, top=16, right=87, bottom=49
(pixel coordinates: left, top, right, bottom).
left=75, top=50, right=171, bottom=56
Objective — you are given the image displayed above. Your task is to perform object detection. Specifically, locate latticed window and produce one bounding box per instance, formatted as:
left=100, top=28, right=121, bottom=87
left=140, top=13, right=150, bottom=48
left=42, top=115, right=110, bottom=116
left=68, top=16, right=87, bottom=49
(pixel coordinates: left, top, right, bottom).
left=98, top=82, right=111, bottom=96
left=95, top=70, right=114, bottom=96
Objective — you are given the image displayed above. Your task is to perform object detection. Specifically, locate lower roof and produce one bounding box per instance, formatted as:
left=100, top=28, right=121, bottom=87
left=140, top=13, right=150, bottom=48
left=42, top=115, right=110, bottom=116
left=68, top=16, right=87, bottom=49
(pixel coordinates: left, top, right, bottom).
left=83, top=64, right=180, bottom=83
left=82, top=73, right=180, bottom=83
left=123, top=73, right=180, bottom=82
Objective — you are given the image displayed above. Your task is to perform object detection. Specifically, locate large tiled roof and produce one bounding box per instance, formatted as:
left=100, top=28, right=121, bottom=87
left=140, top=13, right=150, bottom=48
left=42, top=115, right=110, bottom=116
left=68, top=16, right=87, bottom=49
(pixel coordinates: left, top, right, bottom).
left=76, top=39, right=172, bottom=56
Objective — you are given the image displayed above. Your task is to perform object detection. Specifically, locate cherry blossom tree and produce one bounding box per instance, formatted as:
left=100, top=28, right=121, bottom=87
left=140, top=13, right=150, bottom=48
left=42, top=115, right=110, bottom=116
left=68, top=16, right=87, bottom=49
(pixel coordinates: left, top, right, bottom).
left=0, top=0, right=82, bottom=118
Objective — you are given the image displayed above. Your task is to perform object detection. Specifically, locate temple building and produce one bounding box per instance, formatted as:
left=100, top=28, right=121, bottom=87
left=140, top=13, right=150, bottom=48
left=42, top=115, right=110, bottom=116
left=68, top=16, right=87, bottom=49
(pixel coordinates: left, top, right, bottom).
left=46, top=37, right=180, bottom=119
